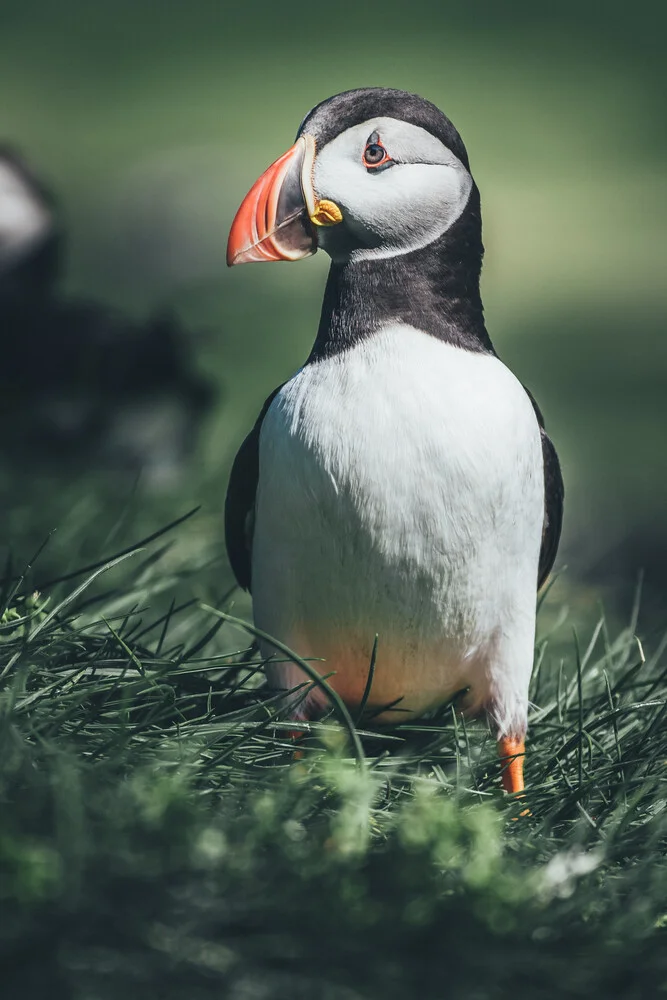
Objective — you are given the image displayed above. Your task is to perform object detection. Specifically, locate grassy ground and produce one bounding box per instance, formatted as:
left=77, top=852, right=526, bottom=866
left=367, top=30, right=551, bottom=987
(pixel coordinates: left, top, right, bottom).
left=2, top=523, right=666, bottom=999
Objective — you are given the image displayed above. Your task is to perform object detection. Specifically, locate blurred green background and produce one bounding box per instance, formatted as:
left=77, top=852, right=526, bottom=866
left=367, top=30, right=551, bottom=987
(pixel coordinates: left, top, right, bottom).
left=0, top=0, right=665, bottom=619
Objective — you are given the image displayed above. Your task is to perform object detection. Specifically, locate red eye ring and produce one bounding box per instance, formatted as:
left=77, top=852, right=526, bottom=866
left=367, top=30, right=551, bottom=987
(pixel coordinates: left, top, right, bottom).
left=363, top=141, right=392, bottom=169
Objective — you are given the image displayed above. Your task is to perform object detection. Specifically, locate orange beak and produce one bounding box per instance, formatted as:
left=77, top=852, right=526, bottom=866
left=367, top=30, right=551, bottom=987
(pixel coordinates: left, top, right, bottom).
left=227, top=134, right=343, bottom=266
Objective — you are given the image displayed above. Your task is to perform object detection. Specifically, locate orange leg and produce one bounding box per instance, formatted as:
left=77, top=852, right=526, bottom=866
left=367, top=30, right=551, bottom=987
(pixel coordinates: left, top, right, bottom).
left=286, top=727, right=307, bottom=760
left=498, top=736, right=525, bottom=794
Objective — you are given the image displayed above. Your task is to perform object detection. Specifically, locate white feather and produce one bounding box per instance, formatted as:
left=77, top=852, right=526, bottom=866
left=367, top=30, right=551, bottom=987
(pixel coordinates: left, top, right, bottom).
left=251, top=324, right=544, bottom=736
left=312, top=117, right=472, bottom=262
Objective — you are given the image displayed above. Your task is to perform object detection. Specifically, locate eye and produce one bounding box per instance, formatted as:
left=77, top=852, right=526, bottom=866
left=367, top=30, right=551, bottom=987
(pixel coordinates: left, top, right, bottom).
left=363, top=143, right=386, bottom=165
left=362, top=138, right=393, bottom=170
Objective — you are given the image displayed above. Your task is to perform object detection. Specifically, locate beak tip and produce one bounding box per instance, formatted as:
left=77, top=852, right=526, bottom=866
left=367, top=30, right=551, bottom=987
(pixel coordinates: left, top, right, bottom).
left=226, top=237, right=246, bottom=266
left=226, top=233, right=240, bottom=267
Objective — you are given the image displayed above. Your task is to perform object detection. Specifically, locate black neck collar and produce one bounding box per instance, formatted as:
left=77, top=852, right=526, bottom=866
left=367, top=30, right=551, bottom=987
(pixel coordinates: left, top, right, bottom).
left=307, top=184, right=495, bottom=363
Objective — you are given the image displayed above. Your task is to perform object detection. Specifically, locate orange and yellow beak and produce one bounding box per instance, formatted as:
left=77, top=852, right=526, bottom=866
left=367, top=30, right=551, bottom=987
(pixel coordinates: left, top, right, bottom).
left=226, top=134, right=343, bottom=266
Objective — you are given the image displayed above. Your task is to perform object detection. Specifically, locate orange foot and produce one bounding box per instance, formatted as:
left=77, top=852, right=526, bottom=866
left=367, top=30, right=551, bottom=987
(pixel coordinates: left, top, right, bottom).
left=286, top=727, right=307, bottom=760
left=498, top=735, right=525, bottom=794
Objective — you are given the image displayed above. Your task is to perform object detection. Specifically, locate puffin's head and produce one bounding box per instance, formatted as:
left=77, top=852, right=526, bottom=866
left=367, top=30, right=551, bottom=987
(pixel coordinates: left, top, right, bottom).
left=227, top=88, right=475, bottom=267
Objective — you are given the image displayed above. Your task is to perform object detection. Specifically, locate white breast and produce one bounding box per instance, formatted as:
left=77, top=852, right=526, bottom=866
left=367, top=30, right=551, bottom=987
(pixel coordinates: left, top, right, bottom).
left=251, top=324, right=544, bottom=736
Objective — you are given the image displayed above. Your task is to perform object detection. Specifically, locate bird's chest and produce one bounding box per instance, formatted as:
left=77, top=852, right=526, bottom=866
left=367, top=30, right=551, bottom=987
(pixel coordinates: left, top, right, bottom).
left=251, top=325, right=544, bottom=714
left=256, top=326, right=540, bottom=569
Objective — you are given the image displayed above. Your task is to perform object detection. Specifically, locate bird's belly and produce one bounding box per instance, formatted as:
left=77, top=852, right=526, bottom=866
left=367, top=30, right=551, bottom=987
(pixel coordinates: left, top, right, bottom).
left=251, top=326, right=544, bottom=723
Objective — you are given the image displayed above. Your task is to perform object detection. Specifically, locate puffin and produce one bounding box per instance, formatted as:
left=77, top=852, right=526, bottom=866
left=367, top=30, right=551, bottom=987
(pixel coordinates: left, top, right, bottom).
left=0, top=145, right=59, bottom=296
left=225, top=88, right=563, bottom=794
left=0, top=145, right=214, bottom=477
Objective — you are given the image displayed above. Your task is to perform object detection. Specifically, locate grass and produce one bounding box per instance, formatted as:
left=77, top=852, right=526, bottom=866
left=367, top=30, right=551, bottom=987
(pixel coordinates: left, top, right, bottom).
left=1, top=525, right=667, bottom=999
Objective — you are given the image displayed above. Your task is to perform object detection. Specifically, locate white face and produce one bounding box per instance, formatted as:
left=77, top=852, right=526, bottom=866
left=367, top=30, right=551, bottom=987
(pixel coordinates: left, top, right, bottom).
left=311, top=117, right=472, bottom=263
left=0, top=158, right=51, bottom=268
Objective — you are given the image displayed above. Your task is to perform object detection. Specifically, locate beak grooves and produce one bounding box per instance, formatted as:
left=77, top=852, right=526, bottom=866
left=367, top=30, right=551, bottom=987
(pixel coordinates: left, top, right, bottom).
left=227, top=134, right=343, bottom=266
left=227, top=139, right=314, bottom=265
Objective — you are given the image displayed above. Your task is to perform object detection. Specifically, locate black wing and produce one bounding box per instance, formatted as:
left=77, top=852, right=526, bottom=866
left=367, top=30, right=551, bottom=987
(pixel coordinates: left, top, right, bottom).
left=538, top=427, right=564, bottom=589
left=524, top=388, right=564, bottom=590
left=225, top=386, right=283, bottom=592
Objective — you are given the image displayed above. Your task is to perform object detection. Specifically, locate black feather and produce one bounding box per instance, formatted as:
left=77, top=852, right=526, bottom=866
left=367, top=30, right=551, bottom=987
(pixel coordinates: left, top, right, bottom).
left=523, top=388, right=565, bottom=589
left=224, top=387, right=283, bottom=592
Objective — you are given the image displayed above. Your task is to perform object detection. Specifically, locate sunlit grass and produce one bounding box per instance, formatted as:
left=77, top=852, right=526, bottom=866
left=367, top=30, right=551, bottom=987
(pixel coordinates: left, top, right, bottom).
left=2, top=524, right=667, bottom=998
